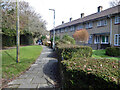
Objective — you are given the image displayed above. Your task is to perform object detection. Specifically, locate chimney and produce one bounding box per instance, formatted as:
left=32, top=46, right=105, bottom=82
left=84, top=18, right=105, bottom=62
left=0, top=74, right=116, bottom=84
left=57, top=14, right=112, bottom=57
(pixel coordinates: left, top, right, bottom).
left=98, top=6, right=103, bottom=12
left=81, top=13, right=84, bottom=18
left=62, top=21, right=64, bottom=24
left=70, top=17, right=72, bottom=22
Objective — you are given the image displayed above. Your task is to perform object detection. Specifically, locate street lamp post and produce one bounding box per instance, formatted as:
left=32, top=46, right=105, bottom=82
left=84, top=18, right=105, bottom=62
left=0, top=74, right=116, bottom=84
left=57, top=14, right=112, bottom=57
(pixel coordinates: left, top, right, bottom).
left=16, top=0, right=20, bottom=63
left=49, top=9, right=55, bottom=50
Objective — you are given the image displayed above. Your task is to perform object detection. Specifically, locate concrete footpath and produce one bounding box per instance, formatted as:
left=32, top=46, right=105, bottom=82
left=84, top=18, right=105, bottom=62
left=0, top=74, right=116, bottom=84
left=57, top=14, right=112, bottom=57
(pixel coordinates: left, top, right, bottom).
left=7, top=46, right=60, bottom=89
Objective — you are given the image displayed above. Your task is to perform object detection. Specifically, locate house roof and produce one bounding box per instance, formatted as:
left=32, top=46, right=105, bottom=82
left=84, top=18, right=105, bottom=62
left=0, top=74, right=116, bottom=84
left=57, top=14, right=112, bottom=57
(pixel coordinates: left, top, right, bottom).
left=53, top=5, right=120, bottom=30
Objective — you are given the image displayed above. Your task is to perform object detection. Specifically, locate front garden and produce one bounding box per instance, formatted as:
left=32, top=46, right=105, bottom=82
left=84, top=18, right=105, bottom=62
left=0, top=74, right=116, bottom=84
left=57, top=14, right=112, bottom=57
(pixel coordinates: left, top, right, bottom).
left=92, top=49, right=120, bottom=60
left=55, top=35, right=120, bottom=89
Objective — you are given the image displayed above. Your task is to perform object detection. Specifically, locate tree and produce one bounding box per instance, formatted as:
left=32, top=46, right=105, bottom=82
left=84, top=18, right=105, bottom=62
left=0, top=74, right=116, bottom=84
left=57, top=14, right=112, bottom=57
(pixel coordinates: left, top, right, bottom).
left=73, top=29, right=89, bottom=43
left=110, top=0, right=120, bottom=7
left=0, top=0, right=47, bottom=36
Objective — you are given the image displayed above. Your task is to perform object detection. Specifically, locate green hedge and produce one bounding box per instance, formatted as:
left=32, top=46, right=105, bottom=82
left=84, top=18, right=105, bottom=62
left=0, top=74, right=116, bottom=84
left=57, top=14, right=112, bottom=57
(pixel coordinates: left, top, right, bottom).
left=106, top=47, right=120, bottom=57
left=2, top=34, right=33, bottom=47
left=61, top=58, right=119, bottom=89
left=2, top=35, right=16, bottom=47
left=56, top=44, right=92, bottom=60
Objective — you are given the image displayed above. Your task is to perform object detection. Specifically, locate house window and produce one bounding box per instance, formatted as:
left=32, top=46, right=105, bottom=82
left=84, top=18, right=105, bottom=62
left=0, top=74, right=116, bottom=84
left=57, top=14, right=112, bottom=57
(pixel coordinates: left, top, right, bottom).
left=104, top=20, right=107, bottom=25
left=97, top=21, right=101, bottom=26
left=70, top=26, right=75, bottom=31
left=77, top=25, right=83, bottom=30
left=97, top=20, right=107, bottom=26
left=86, top=22, right=93, bottom=29
left=94, top=36, right=100, bottom=44
left=61, top=29, right=64, bottom=33
left=115, top=16, right=120, bottom=24
left=85, top=23, right=89, bottom=29
left=101, top=36, right=109, bottom=44
left=114, top=34, right=120, bottom=46
left=89, top=22, right=93, bottom=28
left=65, top=28, right=68, bottom=32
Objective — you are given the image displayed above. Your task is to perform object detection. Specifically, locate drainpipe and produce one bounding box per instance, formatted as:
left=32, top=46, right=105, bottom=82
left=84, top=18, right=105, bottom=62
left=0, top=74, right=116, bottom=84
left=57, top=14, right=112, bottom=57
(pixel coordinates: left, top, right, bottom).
left=110, top=15, right=112, bottom=46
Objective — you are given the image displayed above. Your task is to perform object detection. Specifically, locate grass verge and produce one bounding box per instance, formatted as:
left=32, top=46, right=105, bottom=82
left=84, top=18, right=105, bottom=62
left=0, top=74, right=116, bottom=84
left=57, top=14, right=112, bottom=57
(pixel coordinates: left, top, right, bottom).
left=92, top=49, right=120, bottom=60
left=2, top=45, right=42, bottom=85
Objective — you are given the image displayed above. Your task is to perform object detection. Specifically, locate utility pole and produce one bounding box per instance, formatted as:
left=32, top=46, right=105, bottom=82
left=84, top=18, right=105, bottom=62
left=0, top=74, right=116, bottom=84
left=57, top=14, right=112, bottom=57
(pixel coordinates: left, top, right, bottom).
left=16, top=0, right=20, bottom=63
left=49, top=9, right=55, bottom=50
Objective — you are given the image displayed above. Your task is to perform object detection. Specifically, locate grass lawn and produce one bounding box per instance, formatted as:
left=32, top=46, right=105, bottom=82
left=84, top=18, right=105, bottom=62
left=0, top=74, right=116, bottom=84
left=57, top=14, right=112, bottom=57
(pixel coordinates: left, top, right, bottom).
left=2, top=45, right=42, bottom=83
left=92, top=49, right=120, bottom=60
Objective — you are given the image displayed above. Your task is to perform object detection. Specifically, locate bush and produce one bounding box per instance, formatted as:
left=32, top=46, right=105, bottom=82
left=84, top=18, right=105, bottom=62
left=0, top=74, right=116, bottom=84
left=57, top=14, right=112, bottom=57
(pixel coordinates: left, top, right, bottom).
left=2, top=33, right=33, bottom=47
left=61, top=58, right=119, bottom=89
left=2, top=35, right=16, bottom=47
left=62, top=35, right=76, bottom=44
left=56, top=44, right=92, bottom=60
left=73, top=29, right=89, bottom=42
left=106, top=47, right=120, bottom=57
left=56, top=39, right=71, bottom=46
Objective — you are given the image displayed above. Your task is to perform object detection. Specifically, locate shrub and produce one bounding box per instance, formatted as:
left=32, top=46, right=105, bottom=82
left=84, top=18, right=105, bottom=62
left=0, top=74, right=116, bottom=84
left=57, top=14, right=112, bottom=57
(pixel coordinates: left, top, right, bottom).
left=106, top=47, right=120, bottom=57
left=61, top=58, right=119, bottom=89
left=73, top=29, right=89, bottom=42
left=56, top=44, right=92, bottom=60
left=56, top=39, right=71, bottom=46
left=62, top=35, right=76, bottom=44
left=2, top=33, right=33, bottom=47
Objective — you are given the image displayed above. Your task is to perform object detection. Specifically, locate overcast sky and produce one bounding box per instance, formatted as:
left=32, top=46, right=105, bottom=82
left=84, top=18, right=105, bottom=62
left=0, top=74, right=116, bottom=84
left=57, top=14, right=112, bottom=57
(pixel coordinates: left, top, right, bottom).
left=23, top=0, right=113, bottom=31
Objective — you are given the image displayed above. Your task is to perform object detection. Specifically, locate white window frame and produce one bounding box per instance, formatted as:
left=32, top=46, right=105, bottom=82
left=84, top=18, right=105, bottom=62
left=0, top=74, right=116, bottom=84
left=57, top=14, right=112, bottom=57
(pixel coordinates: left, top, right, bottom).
left=97, top=21, right=101, bottom=26
left=97, top=20, right=107, bottom=26
left=78, top=25, right=83, bottom=30
left=70, top=26, right=75, bottom=31
left=61, top=29, right=64, bottom=33
left=85, top=23, right=89, bottom=29
left=114, top=34, right=120, bottom=46
left=94, top=36, right=100, bottom=44
left=101, top=36, right=109, bottom=44
left=104, top=20, right=107, bottom=25
left=86, top=22, right=93, bottom=29
left=89, top=22, right=93, bottom=28
left=115, top=16, right=120, bottom=24
left=65, top=28, right=68, bottom=32
left=57, top=30, right=60, bottom=33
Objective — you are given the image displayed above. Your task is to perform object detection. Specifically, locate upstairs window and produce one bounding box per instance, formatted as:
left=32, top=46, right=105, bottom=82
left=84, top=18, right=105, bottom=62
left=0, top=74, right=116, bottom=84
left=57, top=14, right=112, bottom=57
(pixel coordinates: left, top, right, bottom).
left=97, top=20, right=107, bottom=27
left=115, top=16, right=120, bottom=24
left=86, top=22, right=93, bottom=29
left=61, top=29, right=64, bottom=33
left=70, top=26, right=75, bottom=31
left=57, top=30, right=60, bottom=33
left=97, top=21, right=101, bottom=26
left=65, top=28, right=68, bottom=32
left=77, top=25, right=83, bottom=30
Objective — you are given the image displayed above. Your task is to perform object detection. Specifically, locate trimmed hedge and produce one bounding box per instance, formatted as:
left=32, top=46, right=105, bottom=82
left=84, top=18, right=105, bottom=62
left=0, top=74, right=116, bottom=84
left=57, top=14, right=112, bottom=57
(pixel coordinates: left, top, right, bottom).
left=2, top=34, right=33, bottom=47
left=61, top=58, right=119, bottom=89
left=106, top=47, right=120, bottom=57
left=2, top=35, right=16, bottom=47
left=56, top=44, right=92, bottom=60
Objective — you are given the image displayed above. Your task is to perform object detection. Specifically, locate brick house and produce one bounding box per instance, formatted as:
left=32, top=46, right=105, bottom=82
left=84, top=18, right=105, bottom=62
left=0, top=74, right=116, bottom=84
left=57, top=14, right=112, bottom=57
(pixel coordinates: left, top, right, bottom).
left=50, top=5, right=120, bottom=48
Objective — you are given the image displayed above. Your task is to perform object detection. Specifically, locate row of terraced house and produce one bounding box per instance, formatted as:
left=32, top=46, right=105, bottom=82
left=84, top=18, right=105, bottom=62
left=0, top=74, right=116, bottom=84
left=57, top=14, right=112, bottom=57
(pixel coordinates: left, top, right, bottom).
left=50, top=5, right=120, bottom=49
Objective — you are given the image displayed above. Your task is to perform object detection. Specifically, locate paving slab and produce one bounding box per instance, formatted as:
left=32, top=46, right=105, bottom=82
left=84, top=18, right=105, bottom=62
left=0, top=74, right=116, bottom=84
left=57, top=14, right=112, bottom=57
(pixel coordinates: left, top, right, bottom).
left=18, top=84, right=38, bottom=88
left=7, top=46, right=60, bottom=89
